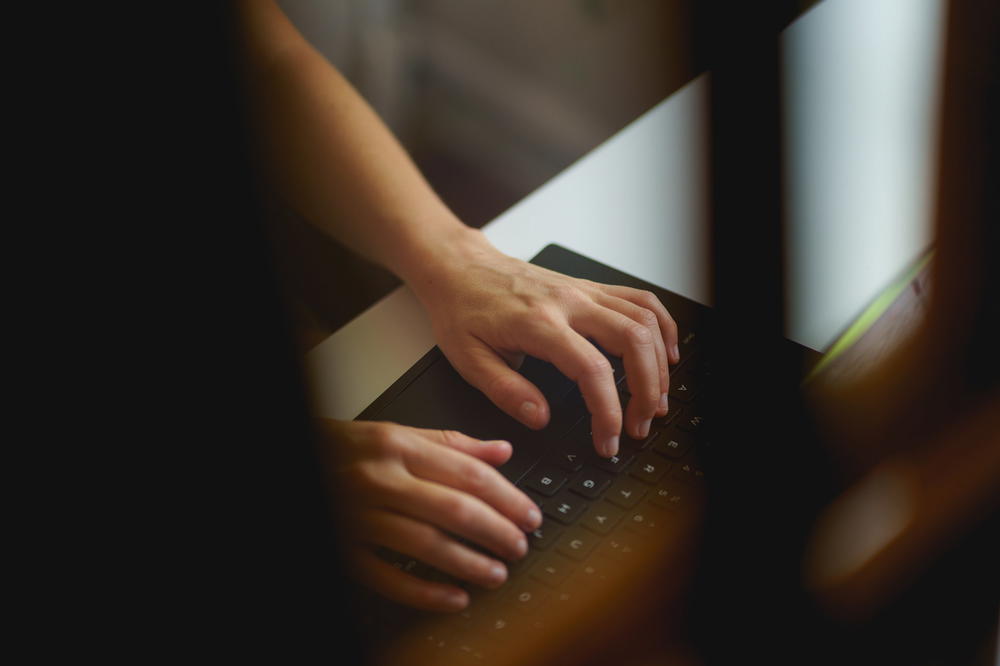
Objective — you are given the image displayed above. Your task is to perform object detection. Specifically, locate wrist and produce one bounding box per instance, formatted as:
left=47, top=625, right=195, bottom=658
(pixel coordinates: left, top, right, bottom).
left=397, top=224, right=499, bottom=299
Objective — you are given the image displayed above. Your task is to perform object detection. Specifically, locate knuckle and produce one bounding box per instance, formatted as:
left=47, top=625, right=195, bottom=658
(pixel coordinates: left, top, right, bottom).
left=362, top=420, right=389, bottom=440
left=636, top=307, right=659, bottom=328
left=550, top=282, right=583, bottom=305
left=445, top=494, right=476, bottom=530
left=594, top=408, right=622, bottom=433
left=582, top=354, right=613, bottom=379
left=462, top=461, right=491, bottom=494
left=410, top=523, right=444, bottom=560
left=352, top=459, right=390, bottom=493
left=636, top=289, right=660, bottom=308
left=439, top=429, right=463, bottom=447
left=373, top=435, right=406, bottom=460
left=626, top=321, right=653, bottom=346
left=485, top=372, right=521, bottom=404
left=367, top=422, right=398, bottom=450
left=530, top=305, right=564, bottom=330
left=642, top=386, right=662, bottom=407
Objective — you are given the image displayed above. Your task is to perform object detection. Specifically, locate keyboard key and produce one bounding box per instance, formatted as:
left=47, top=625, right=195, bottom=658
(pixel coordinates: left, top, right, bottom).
left=652, top=405, right=683, bottom=430
left=450, top=637, right=489, bottom=663
left=595, top=528, right=641, bottom=561
left=522, top=465, right=568, bottom=497
left=649, top=487, right=686, bottom=511
left=529, top=553, right=576, bottom=588
left=628, top=451, right=670, bottom=485
left=667, top=366, right=699, bottom=402
left=570, top=555, right=614, bottom=587
left=461, top=607, right=523, bottom=647
left=418, top=629, right=454, bottom=657
left=543, top=490, right=588, bottom=525
left=580, top=501, right=624, bottom=535
left=568, top=467, right=612, bottom=499
left=592, top=450, right=634, bottom=475
left=671, top=461, right=706, bottom=484
left=676, top=411, right=706, bottom=434
left=547, top=448, right=585, bottom=473
left=549, top=587, right=579, bottom=607
left=651, top=430, right=693, bottom=460
left=506, top=580, right=551, bottom=615
left=527, top=521, right=563, bottom=551
left=623, top=502, right=669, bottom=534
left=556, top=526, right=598, bottom=561
left=606, top=476, right=647, bottom=509
left=505, top=550, right=538, bottom=577
left=677, top=328, right=700, bottom=357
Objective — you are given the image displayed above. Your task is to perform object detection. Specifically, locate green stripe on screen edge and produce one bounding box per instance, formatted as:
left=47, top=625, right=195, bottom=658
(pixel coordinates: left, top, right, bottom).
left=804, top=251, right=933, bottom=385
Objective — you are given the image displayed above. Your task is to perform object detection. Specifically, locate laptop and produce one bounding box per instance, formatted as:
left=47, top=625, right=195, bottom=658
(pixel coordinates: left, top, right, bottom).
left=351, top=243, right=821, bottom=664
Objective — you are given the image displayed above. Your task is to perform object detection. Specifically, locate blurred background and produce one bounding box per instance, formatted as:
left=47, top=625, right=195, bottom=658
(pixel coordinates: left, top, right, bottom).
left=270, top=0, right=706, bottom=342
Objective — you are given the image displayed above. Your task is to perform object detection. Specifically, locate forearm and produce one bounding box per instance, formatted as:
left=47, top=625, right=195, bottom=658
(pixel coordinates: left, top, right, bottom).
left=234, top=1, right=483, bottom=284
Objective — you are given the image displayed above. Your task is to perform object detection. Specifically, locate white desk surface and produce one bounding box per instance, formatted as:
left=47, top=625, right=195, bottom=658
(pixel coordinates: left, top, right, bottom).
left=307, top=0, right=943, bottom=421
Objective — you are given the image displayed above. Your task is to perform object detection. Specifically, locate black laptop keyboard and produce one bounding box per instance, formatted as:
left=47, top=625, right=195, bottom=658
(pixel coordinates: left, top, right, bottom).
left=373, top=326, right=711, bottom=662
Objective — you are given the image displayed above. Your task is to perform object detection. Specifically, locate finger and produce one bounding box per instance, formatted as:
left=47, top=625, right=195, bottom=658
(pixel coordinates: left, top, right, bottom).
left=593, top=294, right=671, bottom=418
left=386, top=475, right=530, bottom=561
left=408, top=430, right=542, bottom=532
left=598, top=285, right=680, bottom=364
left=352, top=548, right=469, bottom=612
left=442, top=337, right=550, bottom=430
left=515, top=321, right=621, bottom=457
left=417, top=427, right=514, bottom=468
left=356, top=510, right=508, bottom=590
left=571, top=303, right=661, bottom=440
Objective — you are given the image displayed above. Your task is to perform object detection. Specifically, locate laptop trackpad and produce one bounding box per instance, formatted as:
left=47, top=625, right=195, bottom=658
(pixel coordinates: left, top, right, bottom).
left=372, top=355, right=555, bottom=481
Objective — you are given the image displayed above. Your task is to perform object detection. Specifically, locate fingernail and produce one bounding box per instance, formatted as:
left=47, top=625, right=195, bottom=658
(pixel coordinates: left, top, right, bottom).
left=516, top=535, right=529, bottom=558
left=489, top=563, right=508, bottom=585
left=604, top=435, right=619, bottom=458
left=659, top=393, right=669, bottom=413
left=519, top=401, right=538, bottom=424
left=526, top=507, right=542, bottom=529
left=441, top=588, right=469, bottom=609
left=672, top=344, right=680, bottom=362
left=639, top=419, right=652, bottom=438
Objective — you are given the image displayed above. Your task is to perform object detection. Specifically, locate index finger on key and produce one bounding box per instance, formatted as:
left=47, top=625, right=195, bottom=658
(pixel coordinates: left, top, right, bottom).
left=518, top=323, right=621, bottom=458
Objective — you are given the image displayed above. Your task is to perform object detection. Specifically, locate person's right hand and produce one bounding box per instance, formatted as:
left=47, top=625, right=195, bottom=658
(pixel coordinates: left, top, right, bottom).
left=403, top=232, right=680, bottom=459
left=318, top=419, right=542, bottom=612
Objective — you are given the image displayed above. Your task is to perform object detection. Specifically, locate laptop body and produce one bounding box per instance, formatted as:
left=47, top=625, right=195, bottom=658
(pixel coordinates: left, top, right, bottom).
left=352, top=243, right=821, bottom=664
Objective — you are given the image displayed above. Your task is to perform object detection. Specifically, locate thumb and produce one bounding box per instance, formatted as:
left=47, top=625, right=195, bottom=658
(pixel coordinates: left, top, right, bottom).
left=443, top=337, right=550, bottom=430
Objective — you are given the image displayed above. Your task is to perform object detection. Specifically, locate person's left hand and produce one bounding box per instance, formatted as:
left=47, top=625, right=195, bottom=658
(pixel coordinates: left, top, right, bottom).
left=405, top=230, right=680, bottom=458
